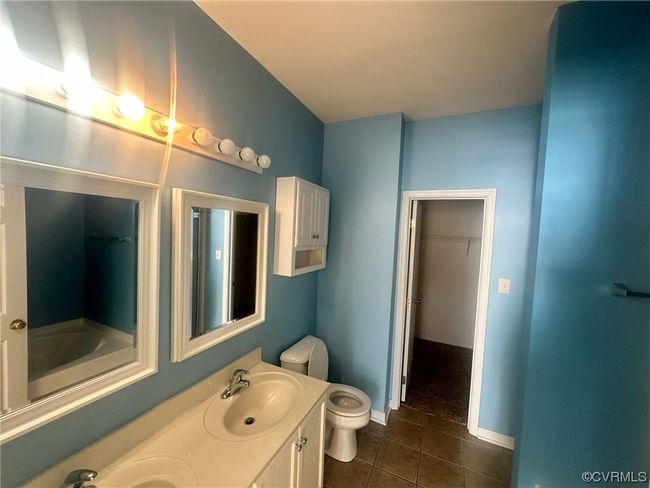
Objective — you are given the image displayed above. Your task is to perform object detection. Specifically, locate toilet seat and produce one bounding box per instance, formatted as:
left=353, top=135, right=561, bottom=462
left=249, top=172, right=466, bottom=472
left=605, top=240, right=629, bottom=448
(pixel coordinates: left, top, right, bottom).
left=327, top=383, right=371, bottom=418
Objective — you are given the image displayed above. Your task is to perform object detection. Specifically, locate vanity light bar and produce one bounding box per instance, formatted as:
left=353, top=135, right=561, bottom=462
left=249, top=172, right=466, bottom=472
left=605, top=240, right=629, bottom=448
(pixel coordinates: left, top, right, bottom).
left=0, top=56, right=271, bottom=174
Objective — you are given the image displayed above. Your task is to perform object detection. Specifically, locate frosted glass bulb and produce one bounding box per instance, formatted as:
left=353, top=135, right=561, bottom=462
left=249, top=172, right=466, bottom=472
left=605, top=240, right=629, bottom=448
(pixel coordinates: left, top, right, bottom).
left=192, top=127, right=213, bottom=146
left=238, top=146, right=256, bottom=162
left=256, top=154, right=271, bottom=169
left=217, top=138, right=237, bottom=155
left=115, top=94, right=145, bottom=120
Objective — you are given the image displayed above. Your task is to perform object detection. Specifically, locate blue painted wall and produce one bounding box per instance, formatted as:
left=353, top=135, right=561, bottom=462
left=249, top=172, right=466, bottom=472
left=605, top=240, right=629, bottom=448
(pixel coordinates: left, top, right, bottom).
left=25, top=190, right=138, bottom=333
left=0, top=2, right=323, bottom=486
left=203, top=209, right=226, bottom=330
left=402, top=105, right=542, bottom=436
left=317, top=113, right=404, bottom=411
left=25, top=189, right=86, bottom=327
left=516, top=3, right=650, bottom=486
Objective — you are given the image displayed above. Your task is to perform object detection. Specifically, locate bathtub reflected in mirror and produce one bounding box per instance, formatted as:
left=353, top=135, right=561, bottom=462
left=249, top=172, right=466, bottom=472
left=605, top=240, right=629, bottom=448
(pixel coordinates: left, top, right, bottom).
left=24, top=189, right=137, bottom=400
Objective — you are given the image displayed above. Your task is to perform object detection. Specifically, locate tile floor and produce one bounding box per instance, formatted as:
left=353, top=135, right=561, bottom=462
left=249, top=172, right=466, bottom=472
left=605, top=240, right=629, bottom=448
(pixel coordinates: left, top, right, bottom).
left=324, top=405, right=513, bottom=488
left=405, top=339, right=473, bottom=424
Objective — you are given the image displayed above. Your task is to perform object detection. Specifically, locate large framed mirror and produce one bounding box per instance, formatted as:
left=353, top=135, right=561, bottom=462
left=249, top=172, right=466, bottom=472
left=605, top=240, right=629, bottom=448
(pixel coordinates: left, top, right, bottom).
left=0, top=157, right=159, bottom=442
left=171, top=188, right=268, bottom=362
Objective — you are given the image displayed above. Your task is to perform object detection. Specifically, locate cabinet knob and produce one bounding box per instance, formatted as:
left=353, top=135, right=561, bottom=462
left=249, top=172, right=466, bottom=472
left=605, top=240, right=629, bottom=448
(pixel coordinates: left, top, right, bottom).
left=295, top=436, right=308, bottom=452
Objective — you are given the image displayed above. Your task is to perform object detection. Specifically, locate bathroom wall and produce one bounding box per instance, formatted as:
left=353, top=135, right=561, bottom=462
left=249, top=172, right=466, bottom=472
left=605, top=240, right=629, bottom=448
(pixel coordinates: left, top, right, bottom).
left=402, top=105, right=541, bottom=437
left=25, top=189, right=86, bottom=327
left=516, top=2, right=650, bottom=486
left=415, top=200, right=484, bottom=349
left=317, top=113, right=404, bottom=413
left=0, top=2, right=323, bottom=486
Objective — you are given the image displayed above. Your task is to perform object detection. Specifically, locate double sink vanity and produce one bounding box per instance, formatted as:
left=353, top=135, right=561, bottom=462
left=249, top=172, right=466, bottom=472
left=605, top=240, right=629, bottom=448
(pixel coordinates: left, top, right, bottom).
left=26, top=348, right=329, bottom=488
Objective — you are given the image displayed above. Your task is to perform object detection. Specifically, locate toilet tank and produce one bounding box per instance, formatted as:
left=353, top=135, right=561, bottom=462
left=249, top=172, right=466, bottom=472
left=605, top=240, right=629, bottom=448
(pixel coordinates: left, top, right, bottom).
left=280, top=335, right=328, bottom=381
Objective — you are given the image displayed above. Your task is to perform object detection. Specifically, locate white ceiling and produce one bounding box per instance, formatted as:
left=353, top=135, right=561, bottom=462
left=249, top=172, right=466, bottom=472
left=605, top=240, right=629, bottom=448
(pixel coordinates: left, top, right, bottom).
left=196, top=1, right=564, bottom=122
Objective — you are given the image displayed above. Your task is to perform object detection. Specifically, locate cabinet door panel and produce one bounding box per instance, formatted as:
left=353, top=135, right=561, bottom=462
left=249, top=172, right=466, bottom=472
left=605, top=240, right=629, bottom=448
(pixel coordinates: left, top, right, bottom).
left=253, top=432, right=297, bottom=488
left=294, top=181, right=314, bottom=247
left=313, top=189, right=329, bottom=246
left=298, top=402, right=325, bottom=488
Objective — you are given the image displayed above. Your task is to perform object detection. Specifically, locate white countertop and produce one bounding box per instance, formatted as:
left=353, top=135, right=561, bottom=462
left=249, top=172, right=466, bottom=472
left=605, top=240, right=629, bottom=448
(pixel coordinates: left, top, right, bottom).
left=26, top=348, right=330, bottom=488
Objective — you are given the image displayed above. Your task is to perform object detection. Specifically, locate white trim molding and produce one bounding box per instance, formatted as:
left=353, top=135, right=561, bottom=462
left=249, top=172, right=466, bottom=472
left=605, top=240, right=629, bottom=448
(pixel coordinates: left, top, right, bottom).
left=370, top=405, right=392, bottom=426
left=0, top=156, right=160, bottom=443
left=389, top=189, right=496, bottom=439
left=477, top=427, right=515, bottom=450
left=171, top=188, right=269, bottom=362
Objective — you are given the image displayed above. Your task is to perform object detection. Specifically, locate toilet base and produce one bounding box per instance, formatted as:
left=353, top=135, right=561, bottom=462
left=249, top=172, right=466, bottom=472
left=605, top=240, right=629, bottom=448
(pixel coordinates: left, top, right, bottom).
left=325, top=427, right=358, bottom=462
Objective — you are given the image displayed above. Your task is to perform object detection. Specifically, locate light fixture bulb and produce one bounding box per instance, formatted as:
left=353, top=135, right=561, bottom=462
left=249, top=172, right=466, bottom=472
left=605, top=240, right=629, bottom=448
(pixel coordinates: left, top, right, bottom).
left=192, top=127, right=213, bottom=146
left=256, top=154, right=272, bottom=169
left=114, top=94, right=145, bottom=120
left=217, top=138, right=237, bottom=155
left=238, top=146, right=256, bottom=162
left=154, top=116, right=179, bottom=134
left=59, top=56, right=96, bottom=114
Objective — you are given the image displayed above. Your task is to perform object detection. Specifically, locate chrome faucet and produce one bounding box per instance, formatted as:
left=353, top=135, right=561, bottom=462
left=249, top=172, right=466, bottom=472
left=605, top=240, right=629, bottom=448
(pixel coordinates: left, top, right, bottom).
left=221, top=368, right=250, bottom=399
left=64, top=469, right=97, bottom=488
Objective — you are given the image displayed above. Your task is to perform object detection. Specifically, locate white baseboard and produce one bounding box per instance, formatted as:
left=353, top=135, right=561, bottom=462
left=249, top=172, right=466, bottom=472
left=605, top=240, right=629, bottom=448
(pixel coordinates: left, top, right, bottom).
left=371, top=404, right=392, bottom=426
left=476, top=427, right=515, bottom=450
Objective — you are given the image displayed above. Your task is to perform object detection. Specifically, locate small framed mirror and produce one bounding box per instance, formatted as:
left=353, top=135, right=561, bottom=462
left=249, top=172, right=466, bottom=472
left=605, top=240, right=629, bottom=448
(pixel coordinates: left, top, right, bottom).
left=171, top=188, right=268, bottom=362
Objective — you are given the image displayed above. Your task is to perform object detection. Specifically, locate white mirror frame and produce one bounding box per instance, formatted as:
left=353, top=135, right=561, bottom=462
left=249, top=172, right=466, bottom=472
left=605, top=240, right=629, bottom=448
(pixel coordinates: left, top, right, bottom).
left=0, top=156, right=160, bottom=443
left=171, top=188, right=268, bottom=362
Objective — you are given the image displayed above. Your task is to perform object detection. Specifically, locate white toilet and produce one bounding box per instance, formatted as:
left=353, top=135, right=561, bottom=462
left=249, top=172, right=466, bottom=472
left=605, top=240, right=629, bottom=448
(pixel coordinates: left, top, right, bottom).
left=281, top=335, right=372, bottom=462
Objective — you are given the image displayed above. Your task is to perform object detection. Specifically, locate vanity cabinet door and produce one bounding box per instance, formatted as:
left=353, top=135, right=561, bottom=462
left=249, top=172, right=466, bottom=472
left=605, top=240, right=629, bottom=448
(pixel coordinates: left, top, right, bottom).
left=294, top=180, right=315, bottom=248
left=252, top=430, right=298, bottom=488
left=296, top=401, right=326, bottom=488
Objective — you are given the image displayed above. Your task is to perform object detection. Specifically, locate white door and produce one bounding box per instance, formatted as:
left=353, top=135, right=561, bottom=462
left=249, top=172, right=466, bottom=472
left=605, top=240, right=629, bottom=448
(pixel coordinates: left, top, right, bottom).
left=295, top=181, right=315, bottom=247
left=252, top=430, right=298, bottom=488
left=401, top=200, right=422, bottom=401
left=0, top=184, right=29, bottom=413
left=297, top=403, right=325, bottom=488
left=312, top=189, right=329, bottom=247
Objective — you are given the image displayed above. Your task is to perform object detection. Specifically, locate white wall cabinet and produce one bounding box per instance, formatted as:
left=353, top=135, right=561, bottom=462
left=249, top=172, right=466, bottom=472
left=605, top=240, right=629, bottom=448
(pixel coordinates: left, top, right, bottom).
left=252, top=399, right=326, bottom=488
left=274, top=177, right=330, bottom=276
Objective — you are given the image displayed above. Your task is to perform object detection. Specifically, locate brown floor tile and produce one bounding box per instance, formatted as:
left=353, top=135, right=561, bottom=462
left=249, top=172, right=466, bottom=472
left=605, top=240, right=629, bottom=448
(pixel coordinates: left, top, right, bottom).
left=363, top=420, right=386, bottom=438
left=391, top=404, right=427, bottom=425
left=368, top=468, right=417, bottom=488
left=464, top=469, right=509, bottom=488
left=375, top=439, right=420, bottom=482
left=424, top=415, right=472, bottom=440
left=422, top=429, right=462, bottom=466
left=418, top=453, right=464, bottom=488
left=356, top=429, right=382, bottom=464
left=386, top=417, right=423, bottom=450
left=462, top=441, right=511, bottom=482
left=323, top=456, right=372, bottom=488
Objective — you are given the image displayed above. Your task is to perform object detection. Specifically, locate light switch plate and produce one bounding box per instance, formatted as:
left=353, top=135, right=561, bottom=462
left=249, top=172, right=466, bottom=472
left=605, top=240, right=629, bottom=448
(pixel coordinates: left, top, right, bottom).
left=498, top=278, right=511, bottom=295
left=215, top=249, right=222, bottom=260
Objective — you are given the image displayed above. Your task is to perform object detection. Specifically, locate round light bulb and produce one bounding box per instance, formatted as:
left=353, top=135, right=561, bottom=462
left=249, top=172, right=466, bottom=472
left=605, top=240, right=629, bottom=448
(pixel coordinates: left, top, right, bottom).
left=256, top=154, right=272, bottom=169
left=114, top=94, right=145, bottom=120
left=154, top=116, right=179, bottom=134
left=238, top=146, right=256, bottom=162
left=192, top=127, right=213, bottom=146
left=217, top=138, right=237, bottom=155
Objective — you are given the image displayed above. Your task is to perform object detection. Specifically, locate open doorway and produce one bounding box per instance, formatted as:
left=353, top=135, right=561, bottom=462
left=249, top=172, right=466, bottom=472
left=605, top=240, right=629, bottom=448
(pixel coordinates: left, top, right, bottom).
left=391, top=189, right=495, bottom=436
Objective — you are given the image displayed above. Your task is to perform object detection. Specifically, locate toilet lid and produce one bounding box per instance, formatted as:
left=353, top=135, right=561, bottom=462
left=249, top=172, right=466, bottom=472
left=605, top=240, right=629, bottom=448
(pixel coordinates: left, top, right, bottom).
left=327, top=383, right=371, bottom=418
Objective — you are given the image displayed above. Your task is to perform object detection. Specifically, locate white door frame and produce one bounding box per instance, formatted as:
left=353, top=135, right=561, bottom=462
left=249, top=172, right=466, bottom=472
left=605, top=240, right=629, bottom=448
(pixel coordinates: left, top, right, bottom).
left=390, top=189, right=496, bottom=437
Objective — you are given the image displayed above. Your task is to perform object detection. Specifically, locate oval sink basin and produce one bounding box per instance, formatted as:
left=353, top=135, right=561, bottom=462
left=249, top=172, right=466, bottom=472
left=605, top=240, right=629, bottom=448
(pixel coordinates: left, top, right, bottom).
left=97, top=456, right=196, bottom=488
left=204, top=371, right=303, bottom=441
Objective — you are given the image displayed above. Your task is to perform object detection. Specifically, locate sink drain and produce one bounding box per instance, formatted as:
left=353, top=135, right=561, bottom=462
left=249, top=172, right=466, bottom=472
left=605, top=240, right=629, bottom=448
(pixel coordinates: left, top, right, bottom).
left=244, top=417, right=256, bottom=426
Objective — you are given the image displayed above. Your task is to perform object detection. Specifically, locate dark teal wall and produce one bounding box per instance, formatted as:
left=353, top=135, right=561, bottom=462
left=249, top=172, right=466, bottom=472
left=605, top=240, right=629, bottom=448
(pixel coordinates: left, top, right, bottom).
left=0, top=2, right=323, bottom=486
left=516, top=3, right=650, bottom=486
left=25, top=189, right=86, bottom=327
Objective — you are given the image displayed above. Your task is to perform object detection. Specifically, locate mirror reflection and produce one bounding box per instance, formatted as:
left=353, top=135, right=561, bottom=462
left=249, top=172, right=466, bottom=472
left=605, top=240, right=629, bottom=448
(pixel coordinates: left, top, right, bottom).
left=25, top=188, right=137, bottom=399
left=190, top=207, right=258, bottom=339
